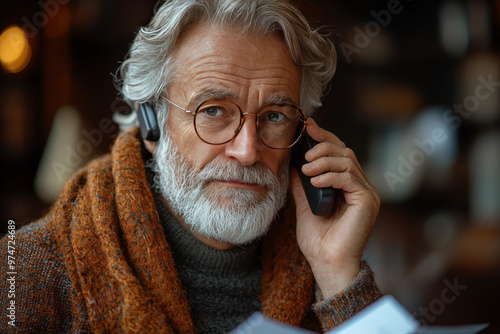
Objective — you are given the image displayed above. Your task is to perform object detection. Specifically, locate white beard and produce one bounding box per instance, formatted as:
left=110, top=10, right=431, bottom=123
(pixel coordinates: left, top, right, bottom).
left=151, top=129, right=290, bottom=245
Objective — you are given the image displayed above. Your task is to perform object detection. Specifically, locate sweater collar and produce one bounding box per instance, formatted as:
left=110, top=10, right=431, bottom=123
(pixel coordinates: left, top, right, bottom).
left=154, top=192, right=262, bottom=276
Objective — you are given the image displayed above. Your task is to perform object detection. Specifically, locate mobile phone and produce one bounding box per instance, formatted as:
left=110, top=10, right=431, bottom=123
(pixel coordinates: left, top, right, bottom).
left=291, top=132, right=335, bottom=217
left=137, top=103, right=161, bottom=142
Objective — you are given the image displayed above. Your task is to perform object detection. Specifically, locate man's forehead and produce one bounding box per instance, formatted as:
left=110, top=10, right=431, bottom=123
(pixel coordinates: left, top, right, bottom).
left=186, top=88, right=299, bottom=108
left=173, top=22, right=297, bottom=73
left=170, top=22, right=301, bottom=107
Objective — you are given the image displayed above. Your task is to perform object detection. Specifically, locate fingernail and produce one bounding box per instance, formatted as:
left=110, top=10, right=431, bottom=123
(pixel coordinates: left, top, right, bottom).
left=311, top=174, right=325, bottom=184
left=306, top=147, right=317, bottom=158
left=303, top=162, right=314, bottom=170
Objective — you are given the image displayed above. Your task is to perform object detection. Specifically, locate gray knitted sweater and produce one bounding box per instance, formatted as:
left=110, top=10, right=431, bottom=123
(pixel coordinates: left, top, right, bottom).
left=155, top=196, right=263, bottom=333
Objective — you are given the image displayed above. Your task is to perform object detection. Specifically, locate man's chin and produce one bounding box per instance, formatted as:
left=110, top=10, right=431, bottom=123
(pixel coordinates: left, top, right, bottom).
left=178, top=190, right=275, bottom=242
left=205, top=187, right=265, bottom=208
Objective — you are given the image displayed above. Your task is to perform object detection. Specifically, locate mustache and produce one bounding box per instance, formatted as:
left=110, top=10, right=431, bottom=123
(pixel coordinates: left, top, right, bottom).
left=196, top=157, right=282, bottom=189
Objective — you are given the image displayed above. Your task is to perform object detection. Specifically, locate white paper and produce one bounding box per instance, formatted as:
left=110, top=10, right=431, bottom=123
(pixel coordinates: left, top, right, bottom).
left=231, top=295, right=489, bottom=334
left=327, top=295, right=488, bottom=334
left=327, top=295, right=420, bottom=334
left=230, top=312, right=315, bottom=334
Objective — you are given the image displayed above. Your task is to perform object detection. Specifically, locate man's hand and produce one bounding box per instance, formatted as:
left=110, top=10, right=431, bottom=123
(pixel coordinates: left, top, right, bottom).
left=290, top=119, right=380, bottom=299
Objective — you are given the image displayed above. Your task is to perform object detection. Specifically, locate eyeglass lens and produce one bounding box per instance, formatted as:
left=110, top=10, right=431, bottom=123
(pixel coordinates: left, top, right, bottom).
left=194, top=100, right=305, bottom=149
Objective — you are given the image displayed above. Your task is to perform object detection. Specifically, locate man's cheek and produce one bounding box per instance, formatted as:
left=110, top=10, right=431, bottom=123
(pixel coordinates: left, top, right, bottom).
left=167, top=117, right=197, bottom=146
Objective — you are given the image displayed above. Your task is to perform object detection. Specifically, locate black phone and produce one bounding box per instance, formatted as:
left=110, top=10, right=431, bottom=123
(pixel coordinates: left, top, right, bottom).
left=137, top=103, right=161, bottom=142
left=291, top=132, right=335, bottom=217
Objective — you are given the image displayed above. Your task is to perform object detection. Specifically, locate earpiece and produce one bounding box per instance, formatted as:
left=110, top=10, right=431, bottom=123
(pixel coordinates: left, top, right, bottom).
left=137, top=103, right=161, bottom=142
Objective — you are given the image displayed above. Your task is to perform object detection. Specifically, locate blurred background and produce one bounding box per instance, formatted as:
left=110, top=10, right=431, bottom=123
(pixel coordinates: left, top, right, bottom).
left=1, top=0, right=499, bottom=332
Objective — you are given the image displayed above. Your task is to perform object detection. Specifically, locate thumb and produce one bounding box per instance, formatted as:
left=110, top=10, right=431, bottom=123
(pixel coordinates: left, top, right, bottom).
left=290, top=168, right=311, bottom=217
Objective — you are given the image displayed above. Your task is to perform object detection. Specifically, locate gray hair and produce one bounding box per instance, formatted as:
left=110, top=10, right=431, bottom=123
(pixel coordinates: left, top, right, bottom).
left=115, top=0, right=337, bottom=129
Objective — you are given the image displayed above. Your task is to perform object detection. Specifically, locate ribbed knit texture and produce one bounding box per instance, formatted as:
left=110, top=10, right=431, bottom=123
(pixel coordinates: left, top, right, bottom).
left=0, top=128, right=381, bottom=333
left=312, top=261, right=382, bottom=328
left=155, top=196, right=262, bottom=333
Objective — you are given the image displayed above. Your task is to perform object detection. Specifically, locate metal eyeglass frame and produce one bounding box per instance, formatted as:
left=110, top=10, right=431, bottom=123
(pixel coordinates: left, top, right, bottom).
left=161, top=95, right=309, bottom=150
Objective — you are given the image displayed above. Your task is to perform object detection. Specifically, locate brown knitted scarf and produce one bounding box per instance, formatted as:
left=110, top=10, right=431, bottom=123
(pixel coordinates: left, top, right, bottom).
left=46, top=128, right=315, bottom=333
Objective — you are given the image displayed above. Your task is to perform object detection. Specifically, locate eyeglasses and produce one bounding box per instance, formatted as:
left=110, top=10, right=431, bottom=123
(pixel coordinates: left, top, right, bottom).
left=162, top=96, right=308, bottom=149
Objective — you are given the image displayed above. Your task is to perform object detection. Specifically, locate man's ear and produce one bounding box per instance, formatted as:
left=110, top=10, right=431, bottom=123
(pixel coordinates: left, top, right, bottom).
left=144, top=139, right=157, bottom=154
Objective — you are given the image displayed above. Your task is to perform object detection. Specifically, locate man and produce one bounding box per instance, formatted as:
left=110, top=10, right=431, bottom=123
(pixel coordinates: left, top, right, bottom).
left=1, top=0, right=381, bottom=333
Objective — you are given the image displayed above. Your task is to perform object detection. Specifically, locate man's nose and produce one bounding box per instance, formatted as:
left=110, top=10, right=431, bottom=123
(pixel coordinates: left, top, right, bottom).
left=224, top=117, right=264, bottom=166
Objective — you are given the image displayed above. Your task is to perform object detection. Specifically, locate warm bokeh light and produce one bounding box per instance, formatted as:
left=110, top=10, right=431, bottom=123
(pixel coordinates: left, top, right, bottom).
left=0, top=25, right=32, bottom=73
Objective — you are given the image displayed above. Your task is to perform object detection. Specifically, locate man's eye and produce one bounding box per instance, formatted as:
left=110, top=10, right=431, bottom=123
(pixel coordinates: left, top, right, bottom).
left=265, top=111, right=287, bottom=123
left=200, top=106, right=225, bottom=117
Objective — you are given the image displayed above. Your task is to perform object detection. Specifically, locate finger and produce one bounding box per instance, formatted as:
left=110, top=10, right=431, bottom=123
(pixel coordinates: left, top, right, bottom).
left=305, top=143, right=363, bottom=172
left=303, top=156, right=357, bottom=177
left=310, top=171, right=379, bottom=209
left=304, top=119, right=361, bottom=170
left=306, top=118, right=346, bottom=148
left=311, top=171, right=365, bottom=194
